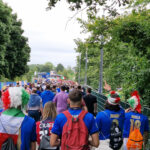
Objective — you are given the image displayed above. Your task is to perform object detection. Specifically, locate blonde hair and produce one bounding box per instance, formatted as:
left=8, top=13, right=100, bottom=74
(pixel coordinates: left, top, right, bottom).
left=42, top=102, right=57, bottom=120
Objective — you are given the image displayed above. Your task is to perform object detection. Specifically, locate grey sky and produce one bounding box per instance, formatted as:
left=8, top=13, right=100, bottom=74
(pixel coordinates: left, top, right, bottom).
left=3, top=0, right=86, bottom=67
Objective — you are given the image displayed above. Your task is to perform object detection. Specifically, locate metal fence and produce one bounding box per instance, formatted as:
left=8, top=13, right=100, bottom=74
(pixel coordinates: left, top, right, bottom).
left=91, top=90, right=150, bottom=148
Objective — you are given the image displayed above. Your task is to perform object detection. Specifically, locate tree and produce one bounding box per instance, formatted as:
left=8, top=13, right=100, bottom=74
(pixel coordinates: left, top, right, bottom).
left=75, top=9, right=150, bottom=107
left=0, top=0, right=12, bottom=79
left=0, top=0, right=30, bottom=80
left=38, top=62, right=54, bottom=72
left=56, top=63, right=64, bottom=73
left=47, top=0, right=129, bottom=16
left=5, top=14, right=30, bottom=80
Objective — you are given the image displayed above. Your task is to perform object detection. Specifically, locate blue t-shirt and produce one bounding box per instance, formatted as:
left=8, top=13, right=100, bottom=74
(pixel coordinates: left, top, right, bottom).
left=56, top=88, right=60, bottom=93
left=36, top=90, right=41, bottom=96
left=21, top=116, right=36, bottom=150
left=96, top=108, right=125, bottom=140
left=123, top=111, right=149, bottom=138
left=52, top=108, right=99, bottom=137
left=41, top=90, right=55, bottom=107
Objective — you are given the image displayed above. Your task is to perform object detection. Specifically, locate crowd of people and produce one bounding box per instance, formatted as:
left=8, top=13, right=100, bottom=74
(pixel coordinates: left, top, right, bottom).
left=0, top=81, right=149, bottom=150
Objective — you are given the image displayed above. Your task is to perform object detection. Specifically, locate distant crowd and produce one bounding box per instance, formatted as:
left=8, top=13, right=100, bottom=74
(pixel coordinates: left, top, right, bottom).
left=0, top=81, right=149, bottom=150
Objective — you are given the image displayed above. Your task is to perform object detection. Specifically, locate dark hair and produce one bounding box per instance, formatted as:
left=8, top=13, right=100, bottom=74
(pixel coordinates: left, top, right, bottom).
left=32, top=88, right=37, bottom=93
left=37, top=86, right=41, bottom=90
left=46, top=84, right=51, bottom=90
left=61, top=85, right=66, bottom=91
left=105, top=101, right=120, bottom=112
left=66, top=86, right=69, bottom=93
left=111, top=93, right=120, bottom=98
left=69, top=89, right=82, bottom=102
left=77, top=85, right=82, bottom=90
left=52, top=85, right=56, bottom=89
left=87, top=88, right=91, bottom=93
left=0, top=91, right=1, bottom=97
left=25, top=85, right=27, bottom=89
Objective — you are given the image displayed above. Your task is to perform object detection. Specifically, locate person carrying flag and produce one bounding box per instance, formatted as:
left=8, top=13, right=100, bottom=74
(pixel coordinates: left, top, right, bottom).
left=0, top=87, right=36, bottom=150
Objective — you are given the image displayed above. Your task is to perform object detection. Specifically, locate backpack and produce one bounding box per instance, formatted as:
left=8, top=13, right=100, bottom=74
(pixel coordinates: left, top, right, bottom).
left=61, top=110, right=89, bottom=150
left=109, top=122, right=123, bottom=150
left=127, top=128, right=143, bottom=150
left=1, top=137, right=17, bottom=150
left=39, top=122, right=57, bottom=150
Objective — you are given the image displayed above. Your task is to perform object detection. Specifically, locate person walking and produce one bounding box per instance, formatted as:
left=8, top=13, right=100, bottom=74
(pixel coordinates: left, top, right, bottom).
left=123, top=91, right=149, bottom=150
left=53, top=85, right=68, bottom=114
left=0, top=87, right=36, bottom=150
left=41, top=85, right=55, bottom=107
left=28, top=88, right=42, bottom=122
left=83, top=88, right=97, bottom=116
left=96, top=91, right=125, bottom=150
left=36, top=102, right=59, bottom=150
left=50, top=89, right=99, bottom=149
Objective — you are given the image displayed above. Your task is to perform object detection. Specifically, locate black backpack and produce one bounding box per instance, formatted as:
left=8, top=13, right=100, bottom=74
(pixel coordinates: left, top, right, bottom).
left=1, top=138, right=17, bottom=150
left=109, top=122, right=123, bottom=150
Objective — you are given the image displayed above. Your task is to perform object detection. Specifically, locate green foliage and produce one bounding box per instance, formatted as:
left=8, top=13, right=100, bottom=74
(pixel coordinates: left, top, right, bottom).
left=0, top=0, right=30, bottom=80
left=19, top=62, right=75, bottom=82
left=47, top=0, right=129, bottom=16
left=37, top=62, right=54, bottom=72
left=56, top=63, right=64, bottom=72
left=75, top=9, right=150, bottom=107
left=58, top=66, right=75, bottom=80
left=129, top=0, right=150, bottom=7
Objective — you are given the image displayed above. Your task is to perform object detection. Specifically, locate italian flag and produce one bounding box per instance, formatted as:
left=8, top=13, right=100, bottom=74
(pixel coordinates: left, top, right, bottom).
left=0, top=108, right=25, bottom=148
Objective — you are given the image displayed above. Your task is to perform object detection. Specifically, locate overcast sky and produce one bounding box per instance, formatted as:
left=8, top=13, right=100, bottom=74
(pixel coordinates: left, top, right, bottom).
left=3, top=0, right=87, bottom=68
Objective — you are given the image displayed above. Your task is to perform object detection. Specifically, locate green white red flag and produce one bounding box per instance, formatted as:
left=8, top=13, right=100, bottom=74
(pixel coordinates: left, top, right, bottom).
left=0, top=108, right=25, bottom=148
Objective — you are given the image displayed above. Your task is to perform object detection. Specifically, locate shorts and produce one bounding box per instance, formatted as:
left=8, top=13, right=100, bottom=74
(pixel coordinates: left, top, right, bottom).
left=95, top=140, right=112, bottom=150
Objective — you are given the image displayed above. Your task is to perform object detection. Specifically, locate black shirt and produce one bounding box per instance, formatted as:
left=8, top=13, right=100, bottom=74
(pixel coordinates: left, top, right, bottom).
left=83, top=94, right=97, bottom=115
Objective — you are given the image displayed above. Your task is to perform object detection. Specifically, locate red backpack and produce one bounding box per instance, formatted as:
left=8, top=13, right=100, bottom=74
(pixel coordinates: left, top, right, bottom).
left=61, top=110, right=89, bottom=150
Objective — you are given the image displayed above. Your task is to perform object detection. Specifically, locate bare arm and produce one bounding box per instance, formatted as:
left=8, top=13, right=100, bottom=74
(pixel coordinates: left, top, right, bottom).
left=50, top=133, right=60, bottom=147
left=82, top=99, right=88, bottom=111
left=83, top=105, right=88, bottom=111
left=30, top=142, right=36, bottom=150
left=94, top=103, right=97, bottom=114
left=104, top=80, right=111, bottom=91
left=89, top=132, right=99, bottom=148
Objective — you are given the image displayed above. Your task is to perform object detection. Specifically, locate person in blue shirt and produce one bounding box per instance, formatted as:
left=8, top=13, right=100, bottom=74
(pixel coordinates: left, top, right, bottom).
left=36, top=86, right=42, bottom=96
left=41, top=84, right=55, bottom=107
left=56, top=87, right=61, bottom=93
left=21, top=115, right=37, bottom=150
left=50, top=89, right=99, bottom=149
left=28, top=88, right=42, bottom=122
left=123, top=91, right=149, bottom=150
left=96, top=91, right=125, bottom=150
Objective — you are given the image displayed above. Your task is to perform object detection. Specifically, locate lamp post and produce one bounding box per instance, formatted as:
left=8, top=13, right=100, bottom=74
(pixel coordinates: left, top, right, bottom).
left=78, top=54, right=81, bottom=84
left=84, top=48, right=88, bottom=86
left=99, top=35, right=104, bottom=94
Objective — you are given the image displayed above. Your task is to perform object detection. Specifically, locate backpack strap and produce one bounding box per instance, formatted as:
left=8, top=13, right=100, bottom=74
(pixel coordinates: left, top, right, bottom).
left=63, top=110, right=72, bottom=121
left=63, top=110, right=88, bottom=121
left=78, top=110, right=88, bottom=120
